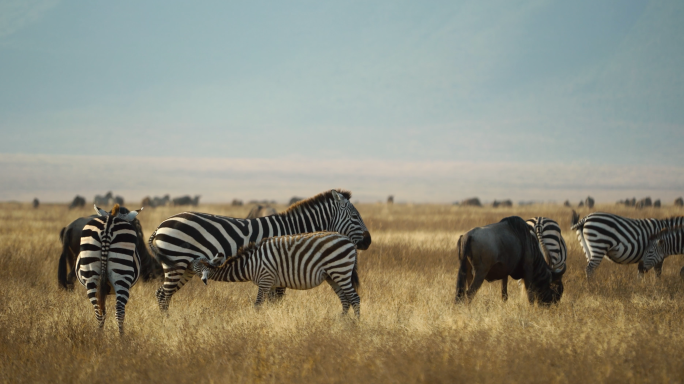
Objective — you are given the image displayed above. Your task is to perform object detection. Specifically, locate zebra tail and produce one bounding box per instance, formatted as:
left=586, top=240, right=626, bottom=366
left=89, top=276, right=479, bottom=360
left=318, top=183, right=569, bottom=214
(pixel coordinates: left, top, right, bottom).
left=97, top=246, right=109, bottom=318
left=58, top=227, right=72, bottom=290
left=351, top=261, right=360, bottom=292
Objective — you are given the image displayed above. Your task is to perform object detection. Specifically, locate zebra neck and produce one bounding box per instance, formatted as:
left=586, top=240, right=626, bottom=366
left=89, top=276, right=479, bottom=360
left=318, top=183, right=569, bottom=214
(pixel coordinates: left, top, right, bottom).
left=657, top=217, right=684, bottom=231
left=278, top=201, right=331, bottom=234
left=208, top=254, right=253, bottom=283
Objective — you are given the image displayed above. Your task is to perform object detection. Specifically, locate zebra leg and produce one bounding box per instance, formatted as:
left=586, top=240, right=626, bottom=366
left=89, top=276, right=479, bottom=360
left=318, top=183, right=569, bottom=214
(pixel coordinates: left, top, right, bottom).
left=156, top=266, right=193, bottom=311
left=326, top=276, right=350, bottom=314
left=655, top=261, right=663, bottom=278
left=254, top=285, right=272, bottom=308
left=501, top=276, right=508, bottom=302
left=329, top=274, right=360, bottom=318
left=114, top=286, right=130, bottom=335
left=585, top=253, right=605, bottom=281
left=267, top=287, right=286, bottom=302
left=637, top=262, right=646, bottom=279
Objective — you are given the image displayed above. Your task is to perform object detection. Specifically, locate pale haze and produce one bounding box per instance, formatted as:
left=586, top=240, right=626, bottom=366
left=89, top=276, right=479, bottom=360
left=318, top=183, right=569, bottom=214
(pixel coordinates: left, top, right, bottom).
left=1, top=1, right=683, bottom=203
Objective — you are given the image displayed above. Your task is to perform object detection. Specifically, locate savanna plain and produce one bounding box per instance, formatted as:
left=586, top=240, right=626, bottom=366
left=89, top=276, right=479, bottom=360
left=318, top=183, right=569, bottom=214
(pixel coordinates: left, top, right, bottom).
left=2, top=201, right=684, bottom=383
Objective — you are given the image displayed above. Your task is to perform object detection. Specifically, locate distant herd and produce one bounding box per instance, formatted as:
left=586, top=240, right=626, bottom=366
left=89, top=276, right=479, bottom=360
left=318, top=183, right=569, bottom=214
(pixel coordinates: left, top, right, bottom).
left=50, top=189, right=684, bottom=334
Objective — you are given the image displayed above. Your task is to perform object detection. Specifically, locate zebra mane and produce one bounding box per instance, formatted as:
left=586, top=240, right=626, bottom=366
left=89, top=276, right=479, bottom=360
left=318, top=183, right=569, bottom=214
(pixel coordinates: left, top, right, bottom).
left=283, top=189, right=352, bottom=214
left=649, top=225, right=684, bottom=241
left=210, top=241, right=262, bottom=268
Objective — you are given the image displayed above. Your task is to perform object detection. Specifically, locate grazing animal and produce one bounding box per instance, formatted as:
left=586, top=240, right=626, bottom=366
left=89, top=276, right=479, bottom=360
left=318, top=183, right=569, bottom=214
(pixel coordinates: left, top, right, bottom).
left=149, top=189, right=371, bottom=311
left=455, top=216, right=564, bottom=305
left=245, top=204, right=277, bottom=219
left=578, top=201, right=584, bottom=207
left=288, top=196, right=303, bottom=206
left=76, top=204, right=142, bottom=333
left=231, top=199, right=244, bottom=206
left=563, top=200, right=571, bottom=207
left=94, top=192, right=114, bottom=207
left=636, top=197, right=652, bottom=209
left=387, top=195, right=394, bottom=204
left=142, top=195, right=170, bottom=208
left=172, top=195, right=200, bottom=206
left=33, top=198, right=39, bottom=208
left=654, top=199, right=661, bottom=208
left=643, top=228, right=684, bottom=273
left=69, top=195, right=86, bottom=209
left=493, top=200, right=513, bottom=208
left=460, top=197, right=482, bottom=207
left=58, top=206, right=162, bottom=290
left=526, top=217, right=567, bottom=273
left=585, top=196, right=595, bottom=209
left=191, top=232, right=361, bottom=317
left=571, top=210, right=684, bottom=279
left=675, top=197, right=684, bottom=207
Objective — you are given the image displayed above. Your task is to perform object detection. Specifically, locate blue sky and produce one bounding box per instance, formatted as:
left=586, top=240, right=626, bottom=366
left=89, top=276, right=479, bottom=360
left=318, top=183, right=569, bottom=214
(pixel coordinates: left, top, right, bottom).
left=1, top=1, right=683, bottom=202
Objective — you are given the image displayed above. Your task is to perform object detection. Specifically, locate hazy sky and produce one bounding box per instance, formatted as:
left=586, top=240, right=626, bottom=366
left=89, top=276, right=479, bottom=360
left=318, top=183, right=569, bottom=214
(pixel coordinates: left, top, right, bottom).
left=1, top=1, right=683, bottom=203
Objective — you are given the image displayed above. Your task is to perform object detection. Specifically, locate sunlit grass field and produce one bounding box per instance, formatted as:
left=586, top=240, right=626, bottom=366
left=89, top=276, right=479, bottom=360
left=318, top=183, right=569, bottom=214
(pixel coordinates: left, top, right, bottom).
left=1, top=201, right=684, bottom=383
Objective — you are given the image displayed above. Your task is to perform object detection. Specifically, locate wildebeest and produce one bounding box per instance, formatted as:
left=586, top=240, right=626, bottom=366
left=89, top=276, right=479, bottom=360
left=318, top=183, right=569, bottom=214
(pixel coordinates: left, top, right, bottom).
left=387, top=195, right=394, bottom=204
left=172, top=195, right=200, bottom=206
left=58, top=206, right=162, bottom=290
left=676, top=197, right=684, bottom=207
left=563, top=200, right=571, bottom=207
left=69, top=195, right=86, bottom=209
left=578, top=201, right=584, bottom=207
left=33, top=198, right=39, bottom=208
left=636, top=197, right=652, bottom=209
left=654, top=199, right=661, bottom=208
left=288, top=196, right=303, bottom=206
left=460, top=197, right=482, bottom=207
left=245, top=204, right=278, bottom=219
left=585, top=196, right=595, bottom=209
left=455, top=216, right=564, bottom=305
left=492, top=199, right=512, bottom=208
left=231, top=199, right=244, bottom=206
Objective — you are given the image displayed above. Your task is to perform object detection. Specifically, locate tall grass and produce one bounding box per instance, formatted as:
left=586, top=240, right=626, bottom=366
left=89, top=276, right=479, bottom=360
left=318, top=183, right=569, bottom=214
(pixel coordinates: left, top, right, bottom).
left=1, top=202, right=683, bottom=383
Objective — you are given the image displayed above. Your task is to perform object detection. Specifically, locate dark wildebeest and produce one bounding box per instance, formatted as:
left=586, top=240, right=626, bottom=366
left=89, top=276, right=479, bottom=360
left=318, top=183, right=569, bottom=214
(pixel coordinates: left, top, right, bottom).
left=460, top=197, right=482, bottom=207
left=69, top=195, right=86, bottom=209
left=289, top=196, right=303, bottom=206
left=636, top=197, right=652, bottom=209
left=676, top=197, right=684, bottom=207
left=245, top=204, right=278, bottom=219
left=578, top=201, right=584, bottom=207
left=94, top=192, right=113, bottom=206
left=455, top=216, right=565, bottom=305
left=33, top=198, right=39, bottom=208
left=387, top=195, right=394, bottom=204
left=493, top=199, right=512, bottom=208
left=58, top=205, right=162, bottom=290
left=142, top=195, right=170, bottom=208
left=231, top=199, right=244, bottom=206
left=563, top=200, right=571, bottom=207
left=114, top=195, right=124, bottom=205
left=654, top=199, right=661, bottom=208
left=585, top=196, right=595, bottom=209
left=172, top=195, right=200, bottom=206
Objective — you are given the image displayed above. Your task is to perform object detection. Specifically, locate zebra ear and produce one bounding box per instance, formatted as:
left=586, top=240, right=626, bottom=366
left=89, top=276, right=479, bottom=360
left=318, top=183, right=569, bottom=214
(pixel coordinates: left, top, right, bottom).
left=94, top=204, right=109, bottom=216
left=331, top=190, right=344, bottom=202
left=121, top=207, right=143, bottom=222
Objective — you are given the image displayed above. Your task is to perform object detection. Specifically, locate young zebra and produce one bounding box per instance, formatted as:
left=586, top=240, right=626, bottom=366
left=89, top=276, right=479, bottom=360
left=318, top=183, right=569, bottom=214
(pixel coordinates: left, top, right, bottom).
left=571, top=210, right=684, bottom=279
left=643, top=227, right=684, bottom=272
left=526, top=217, right=567, bottom=273
left=149, top=189, right=371, bottom=312
left=76, top=204, right=142, bottom=333
left=190, top=232, right=361, bottom=317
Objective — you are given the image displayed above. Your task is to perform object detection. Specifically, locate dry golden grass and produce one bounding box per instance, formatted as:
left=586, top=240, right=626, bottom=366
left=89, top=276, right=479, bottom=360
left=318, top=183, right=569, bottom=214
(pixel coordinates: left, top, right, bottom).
left=2, top=202, right=684, bottom=383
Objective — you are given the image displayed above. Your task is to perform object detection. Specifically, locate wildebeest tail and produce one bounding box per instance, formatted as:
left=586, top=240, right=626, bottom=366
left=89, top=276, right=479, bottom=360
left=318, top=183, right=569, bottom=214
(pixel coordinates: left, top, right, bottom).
left=570, top=210, right=582, bottom=230
left=459, top=234, right=474, bottom=263
left=58, top=227, right=72, bottom=290
left=351, top=261, right=360, bottom=292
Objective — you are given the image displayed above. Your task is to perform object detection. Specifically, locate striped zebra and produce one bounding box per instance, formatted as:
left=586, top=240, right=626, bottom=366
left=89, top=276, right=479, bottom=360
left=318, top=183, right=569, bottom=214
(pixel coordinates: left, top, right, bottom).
left=76, top=204, right=142, bottom=333
left=526, top=217, right=567, bottom=273
left=571, top=210, right=684, bottom=279
left=149, top=189, right=371, bottom=311
left=643, top=227, right=684, bottom=272
left=191, top=232, right=361, bottom=317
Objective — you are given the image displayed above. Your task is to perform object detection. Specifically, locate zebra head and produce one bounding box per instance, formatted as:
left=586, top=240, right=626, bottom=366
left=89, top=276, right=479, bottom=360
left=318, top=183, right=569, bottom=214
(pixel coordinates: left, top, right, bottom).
left=190, top=253, right=227, bottom=285
left=643, top=238, right=666, bottom=271
left=94, top=204, right=142, bottom=222
left=328, top=190, right=372, bottom=250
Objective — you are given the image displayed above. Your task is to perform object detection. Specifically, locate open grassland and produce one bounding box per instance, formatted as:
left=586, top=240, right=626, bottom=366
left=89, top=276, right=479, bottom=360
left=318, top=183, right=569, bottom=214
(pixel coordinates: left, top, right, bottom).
left=2, top=202, right=684, bottom=383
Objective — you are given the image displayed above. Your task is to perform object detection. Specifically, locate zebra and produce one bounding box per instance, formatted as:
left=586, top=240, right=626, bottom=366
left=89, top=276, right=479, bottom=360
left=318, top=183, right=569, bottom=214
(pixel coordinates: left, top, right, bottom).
left=642, top=227, right=684, bottom=272
left=149, top=189, right=371, bottom=311
left=571, top=210, right=684, bottom=279
left=76, top=204, right=142, bottom=333
left=190, top=232, right=361, bottom=317
left=526, top=217, right=567, bottom=274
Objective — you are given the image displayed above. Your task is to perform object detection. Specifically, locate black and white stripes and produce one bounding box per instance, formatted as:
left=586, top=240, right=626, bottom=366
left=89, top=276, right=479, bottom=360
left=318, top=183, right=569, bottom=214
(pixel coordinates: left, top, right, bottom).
left=191, top=231, right=361, bottom=317
left=526, top=217, right=567, bottom=273
left=149, top=189, right=371, bottom=311
left=571, top=211, right=684, bottom=279
left=76, top=204, right=142, bottom=333
left=643, top=227, right=684, bottom=272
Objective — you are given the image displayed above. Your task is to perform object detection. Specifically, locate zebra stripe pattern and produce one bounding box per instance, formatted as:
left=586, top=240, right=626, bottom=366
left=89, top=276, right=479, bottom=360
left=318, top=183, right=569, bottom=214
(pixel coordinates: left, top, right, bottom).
left=149, top=189, right=371, bottom=311
left=191, top=231, right=361, bottom=317
left=526, top=217, right=567, bottom=272
left=643, top=227, right=684, bottom=271
left=76, top=204, right=142, bottom=333
left=571, top=211, right=684, bottom=279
